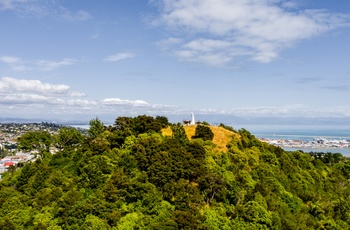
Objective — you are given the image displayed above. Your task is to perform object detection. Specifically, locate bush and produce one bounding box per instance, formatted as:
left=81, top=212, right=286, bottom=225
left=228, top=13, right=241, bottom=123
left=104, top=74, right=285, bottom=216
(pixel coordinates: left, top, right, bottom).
left=192, top=125, right=214, bottom=141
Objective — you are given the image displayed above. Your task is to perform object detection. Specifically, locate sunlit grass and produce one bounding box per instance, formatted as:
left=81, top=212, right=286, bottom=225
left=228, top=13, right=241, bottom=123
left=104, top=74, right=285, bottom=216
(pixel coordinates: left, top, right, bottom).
left=210, top=126, right=236, bottom=152
left=162, top=126, right=172, bottom=136
left=184, top=125, right=197, bottom=140
left=162, top=125, right=236, bottom=152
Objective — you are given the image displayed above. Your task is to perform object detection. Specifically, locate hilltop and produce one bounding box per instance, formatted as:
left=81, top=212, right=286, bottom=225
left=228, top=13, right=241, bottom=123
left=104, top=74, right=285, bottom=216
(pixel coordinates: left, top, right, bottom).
left=162, top=124, right=236, bottom=152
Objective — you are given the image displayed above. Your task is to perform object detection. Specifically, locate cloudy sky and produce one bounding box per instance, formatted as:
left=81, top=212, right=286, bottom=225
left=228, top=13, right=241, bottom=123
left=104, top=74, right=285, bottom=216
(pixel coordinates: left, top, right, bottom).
left=0, top=0, right=350, bottom=123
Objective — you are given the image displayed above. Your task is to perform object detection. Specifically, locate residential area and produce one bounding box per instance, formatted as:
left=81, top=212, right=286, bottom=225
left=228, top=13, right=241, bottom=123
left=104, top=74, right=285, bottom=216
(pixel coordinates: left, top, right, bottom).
left=0, top=122, right=65, bottom=178
left=259, top=137, right=350, bottom=149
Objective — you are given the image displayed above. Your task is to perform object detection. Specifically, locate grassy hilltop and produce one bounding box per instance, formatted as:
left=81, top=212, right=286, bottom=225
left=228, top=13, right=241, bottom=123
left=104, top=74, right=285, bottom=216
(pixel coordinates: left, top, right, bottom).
left=162, top=124, right=236, bottom=152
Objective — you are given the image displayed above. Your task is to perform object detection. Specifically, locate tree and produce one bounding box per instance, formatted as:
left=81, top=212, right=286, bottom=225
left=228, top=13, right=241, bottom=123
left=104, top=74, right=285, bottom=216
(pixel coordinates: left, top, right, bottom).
left=88, top=117, right=105, bottom=139
left=198, top=172, right=226, bottom=205
left=171, top=123, right=188, bottom=144
left=115, top=115, right=163, bottom=135
left=156, top=116, right=170, bottom=129
left=55, top=127, right=83, bottom=150
left=134, top=115, right=162, bottom=135
left=115, top=116, right=134, bottom=132
left=241, top=201, right=272, bottom=227
left=83, top=214, right=110, bottom=230
left=219, top=123, right=237, bottom=133
left=17, top=131, right=52, bottom=153
left=192, top=125, right=214, bottom=141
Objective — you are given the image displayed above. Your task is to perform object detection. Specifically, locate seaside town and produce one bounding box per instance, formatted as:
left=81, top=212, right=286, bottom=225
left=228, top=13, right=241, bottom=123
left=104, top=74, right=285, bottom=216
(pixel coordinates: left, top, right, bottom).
left=0, top=123, right=69, bottom=178
left=259, top=137, right=350, bottom=149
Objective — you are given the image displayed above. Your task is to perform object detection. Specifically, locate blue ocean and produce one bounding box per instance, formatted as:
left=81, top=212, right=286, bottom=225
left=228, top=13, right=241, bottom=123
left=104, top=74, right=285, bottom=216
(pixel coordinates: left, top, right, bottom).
left=230, top=124, right=350, bottom=156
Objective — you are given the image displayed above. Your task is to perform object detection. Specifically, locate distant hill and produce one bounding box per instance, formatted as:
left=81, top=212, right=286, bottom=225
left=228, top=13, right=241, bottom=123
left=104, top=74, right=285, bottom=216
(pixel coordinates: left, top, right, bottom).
left=0, top=117, right=89, bottom=125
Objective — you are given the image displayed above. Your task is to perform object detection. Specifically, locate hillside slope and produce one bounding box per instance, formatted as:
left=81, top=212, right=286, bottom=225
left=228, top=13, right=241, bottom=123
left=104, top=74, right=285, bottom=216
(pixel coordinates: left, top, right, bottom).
left=162, top=125, right=236, bottom=152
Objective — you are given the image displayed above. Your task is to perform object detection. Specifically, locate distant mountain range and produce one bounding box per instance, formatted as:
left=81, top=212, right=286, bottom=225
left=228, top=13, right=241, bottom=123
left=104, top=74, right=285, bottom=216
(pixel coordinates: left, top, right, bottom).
left=1, top=115, right=350, bottom=126
left=0, top=117, right=89, bottom=125
left=168, top=114, right=350, bottom=126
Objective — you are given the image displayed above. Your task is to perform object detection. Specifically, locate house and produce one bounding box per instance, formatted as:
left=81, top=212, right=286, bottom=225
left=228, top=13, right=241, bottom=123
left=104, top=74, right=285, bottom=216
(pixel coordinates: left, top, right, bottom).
left=4, top=161, right=15, bottom=167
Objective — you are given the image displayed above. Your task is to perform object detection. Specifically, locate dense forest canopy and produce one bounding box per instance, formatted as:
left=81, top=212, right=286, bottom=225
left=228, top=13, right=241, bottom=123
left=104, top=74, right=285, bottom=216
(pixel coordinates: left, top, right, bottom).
left=1, top=115, right=350, bottom=229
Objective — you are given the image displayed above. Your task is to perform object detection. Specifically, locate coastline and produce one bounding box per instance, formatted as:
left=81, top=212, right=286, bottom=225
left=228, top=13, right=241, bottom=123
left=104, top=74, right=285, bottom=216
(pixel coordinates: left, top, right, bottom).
left=282, top=147, right=350, bottom=156
left=235, top=124, right=350, bottom=157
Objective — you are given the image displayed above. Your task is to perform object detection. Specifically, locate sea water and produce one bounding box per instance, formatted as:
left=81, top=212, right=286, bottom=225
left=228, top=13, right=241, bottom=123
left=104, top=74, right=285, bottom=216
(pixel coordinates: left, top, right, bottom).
left=229, top=124, right=350, bottom=156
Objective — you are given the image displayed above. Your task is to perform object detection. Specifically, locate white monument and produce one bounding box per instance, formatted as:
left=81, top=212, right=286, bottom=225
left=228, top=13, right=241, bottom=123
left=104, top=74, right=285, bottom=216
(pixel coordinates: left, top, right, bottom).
left=190, top=112, right=195, bottom=125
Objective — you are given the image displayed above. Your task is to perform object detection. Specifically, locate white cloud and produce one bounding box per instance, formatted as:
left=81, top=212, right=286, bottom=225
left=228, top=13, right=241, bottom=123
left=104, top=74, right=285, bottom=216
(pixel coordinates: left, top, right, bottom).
left=35, top=58, right=76, bottom=71
left=153, top=0, right=350, bottom=65
left=61, top=8, right=92, bottom=21
left=0, top=77, right=349, bottom=119
left=184, top=39, right=232, bottom=52
left=0, top=77, right=85, bottom=103
left=0, top=94, right=66, bottom=105
left=0, top=56, right=21, bottom=64
left=0, top=0, right=91, bottom=21
left=0, top=56, right=77, bottom=72
left=67, top=99, right=97, bottom=106
left=68, top=91, right=86, bottom=97
left=104, top=52, right=136, bottom=62
left=191, top=104, right=350, bottom=118
left=156, top=37, right=183, bottom=50
left=0, top=0, right=27, bottom=10
left=102, top=98, right=149, bottom=106
left=0, top=77, right=170, bottom=118
left=0, top=77, right=71, bottom=95
left=0, top=77, right=95, bottom=117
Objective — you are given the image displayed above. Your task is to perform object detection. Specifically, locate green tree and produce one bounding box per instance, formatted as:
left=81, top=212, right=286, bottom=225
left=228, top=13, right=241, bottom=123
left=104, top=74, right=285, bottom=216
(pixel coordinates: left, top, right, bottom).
left=17, top=131, right=53, bottom=155
left=55, top=127, right=83, bottom=150
left=83, top=214, right=110, bottom=230
left=156, top=115, right=170, bottom=129
left=171, top=123, right=189, bottom=144
left=134, top=115, right=162, bottom=135
left=88, top=117, right=105, bottom=139
left=193, top=125, right=214, bottom=141
left=219, top=123, right=237, bottom=133
left=115, top=116, right=134, bottom=132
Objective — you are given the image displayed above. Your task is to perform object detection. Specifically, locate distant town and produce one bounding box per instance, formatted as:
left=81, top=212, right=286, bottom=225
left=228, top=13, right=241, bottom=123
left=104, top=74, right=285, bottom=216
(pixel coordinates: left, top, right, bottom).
left=0, top=122, right=86, bottom=177
left=0, top=122, right=64, bottom=150
left=259, top=137, right=350, bottom=149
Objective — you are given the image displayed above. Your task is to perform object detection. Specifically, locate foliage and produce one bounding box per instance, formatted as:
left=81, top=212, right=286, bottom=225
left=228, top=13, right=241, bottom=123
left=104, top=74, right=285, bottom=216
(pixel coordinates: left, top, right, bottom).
left=219, top=123, right=237, bottom=133
left=55, top=127, right=84, bottom=150
left=2, top=116, right=350, bottom=229
left=88, top=117, right=105, bottom=139
left=199, top=121, right=210, bottom=126
left=170, top=123, right=189, bottom=144
left=155, top=115, right=170, bottom=129
left=115, top=115, right=165, bottom=136
left=193, top=125, right=214, bottom=141
left=17, top=131, right=53, bottom=156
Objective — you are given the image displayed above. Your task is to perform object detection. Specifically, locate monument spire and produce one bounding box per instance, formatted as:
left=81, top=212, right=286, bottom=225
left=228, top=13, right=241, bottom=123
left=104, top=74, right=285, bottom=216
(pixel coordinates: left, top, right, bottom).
left=191, top=112, right=195, bottom=125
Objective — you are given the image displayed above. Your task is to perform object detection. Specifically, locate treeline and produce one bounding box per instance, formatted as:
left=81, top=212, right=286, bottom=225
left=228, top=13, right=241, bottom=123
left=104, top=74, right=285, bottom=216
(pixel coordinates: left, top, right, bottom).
left=1, top=115, right=350, bottom=229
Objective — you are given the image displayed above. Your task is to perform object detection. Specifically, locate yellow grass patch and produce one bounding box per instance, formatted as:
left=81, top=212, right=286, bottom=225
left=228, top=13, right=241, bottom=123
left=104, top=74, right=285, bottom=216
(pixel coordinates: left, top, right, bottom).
left=184, top=125, right=197, bottom=140
left=162, top=126, right=173, bottom=137
left=210, top=126, right=236, bottom=152
left=162, top=125, right=236, bottom=152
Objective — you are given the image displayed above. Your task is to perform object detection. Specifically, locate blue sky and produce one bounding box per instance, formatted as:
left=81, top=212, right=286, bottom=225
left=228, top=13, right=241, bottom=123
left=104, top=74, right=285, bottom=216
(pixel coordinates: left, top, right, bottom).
left=0, top=0, right=350, bottom=123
